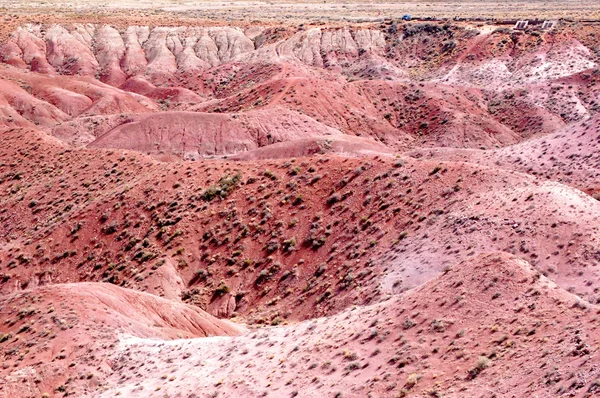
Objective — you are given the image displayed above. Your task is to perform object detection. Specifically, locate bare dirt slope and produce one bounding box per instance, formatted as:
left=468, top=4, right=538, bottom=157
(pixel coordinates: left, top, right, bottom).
left=408, top=113, right=600, bottom=194
left=97, top=253, right=598, bottom=398
left=0, top=13, right=600, bottom=398
left=1, top=127, right=599, bottom=324
left=4, top=253, right=597, bottom=397
left=0, top=282, right=243, bottom=398
left=0, top=22, right=599, bottom=158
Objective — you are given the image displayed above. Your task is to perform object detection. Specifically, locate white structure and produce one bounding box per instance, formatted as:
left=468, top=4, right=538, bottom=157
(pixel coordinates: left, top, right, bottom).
left=541, top=20, right=556, bottom=30
left=514, top=20, right=529, bottom=30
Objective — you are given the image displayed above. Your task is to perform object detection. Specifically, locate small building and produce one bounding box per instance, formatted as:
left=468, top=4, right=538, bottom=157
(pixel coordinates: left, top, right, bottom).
left=540, top=20, right=556, bottom=30
left=514, top=20, right=529, bottom=30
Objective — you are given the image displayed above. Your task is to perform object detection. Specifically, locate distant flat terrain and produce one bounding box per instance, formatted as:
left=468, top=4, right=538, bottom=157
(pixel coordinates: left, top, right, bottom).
left=0, top=0, right=599, bottom=21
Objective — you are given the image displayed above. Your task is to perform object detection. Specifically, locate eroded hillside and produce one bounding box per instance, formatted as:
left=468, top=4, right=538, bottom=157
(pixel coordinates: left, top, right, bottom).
left=1, top=17, right=600, bottom=398
left=0, top=22, right=598, bottom=158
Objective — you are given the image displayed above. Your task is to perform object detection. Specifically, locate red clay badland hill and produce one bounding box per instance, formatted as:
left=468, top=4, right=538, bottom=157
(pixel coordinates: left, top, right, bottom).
left=95, top=253, right=599, bottom=398
left=408, top=113, right=600, bottom=195
left=0, top=22, right=598, bottom=158
left=2, top=253, right=598, bottom=397
left=0, top=282, right=243, bottom=398
left=0, top=127, right=599, bottom=325
left=0, top=16, right=599, bottom=398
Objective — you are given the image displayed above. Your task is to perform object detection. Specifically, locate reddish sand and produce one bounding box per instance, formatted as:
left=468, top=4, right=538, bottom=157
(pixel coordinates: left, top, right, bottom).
left=0, top=282, right=243, bottom=397
left=0, top=23, right=598, bottom=158
left=0, top=18, right=599, bottom=398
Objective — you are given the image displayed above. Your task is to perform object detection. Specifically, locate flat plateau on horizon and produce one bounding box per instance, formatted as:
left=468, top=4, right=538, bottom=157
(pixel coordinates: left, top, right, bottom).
left=1, top=0, right=600, bottom=21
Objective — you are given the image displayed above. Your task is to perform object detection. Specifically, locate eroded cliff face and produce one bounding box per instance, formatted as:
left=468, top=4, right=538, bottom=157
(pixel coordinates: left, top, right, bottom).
left=1, top=24, right=389, bottom=82
left=0, top=22, right=598, bottom=158
left=3, top=23, right=599, bottom=84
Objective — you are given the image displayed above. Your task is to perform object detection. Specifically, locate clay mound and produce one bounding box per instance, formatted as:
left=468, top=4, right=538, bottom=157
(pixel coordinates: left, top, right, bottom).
left=483, top=114, right=600, bottom=193
left=3, top=23, right=597, bottom=95
left=438, top=28, right=597, bottom=88
left=2, top=127, right=599, bottom=324
left=229, top=135, right=394, bottom=160
left=200, top=73, right=564, bottom=149
left=196, top=74, right=411, bottom=147
left=199, top=61, right=285, bottom=99
left=0, top=74, right=70, bottom=130
left=120, top=75, right=204, bottom=105
left=86, top=107, right=343, bottom=158
left=0, top=282, right=244, bottom=398
left=242, top=26, right=390, bottom=72
left=0, top=282, right=243, bottom=340
left=51, top=114, right=133, bottom=147
left=484, top=88, right=566, bottom=140
left=95, top=252, right=599, bottom=397
left=0, top=64, right=157, bottom=131
left=0, top=24, right=394, bottom=84
left=408, top=113, right=600, bottom=193
left=1, top=24, right=599, bottom=158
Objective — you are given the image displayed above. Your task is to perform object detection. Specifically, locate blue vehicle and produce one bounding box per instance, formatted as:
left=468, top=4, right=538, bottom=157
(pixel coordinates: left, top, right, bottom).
left=402, top=14, right=412, bottom=21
